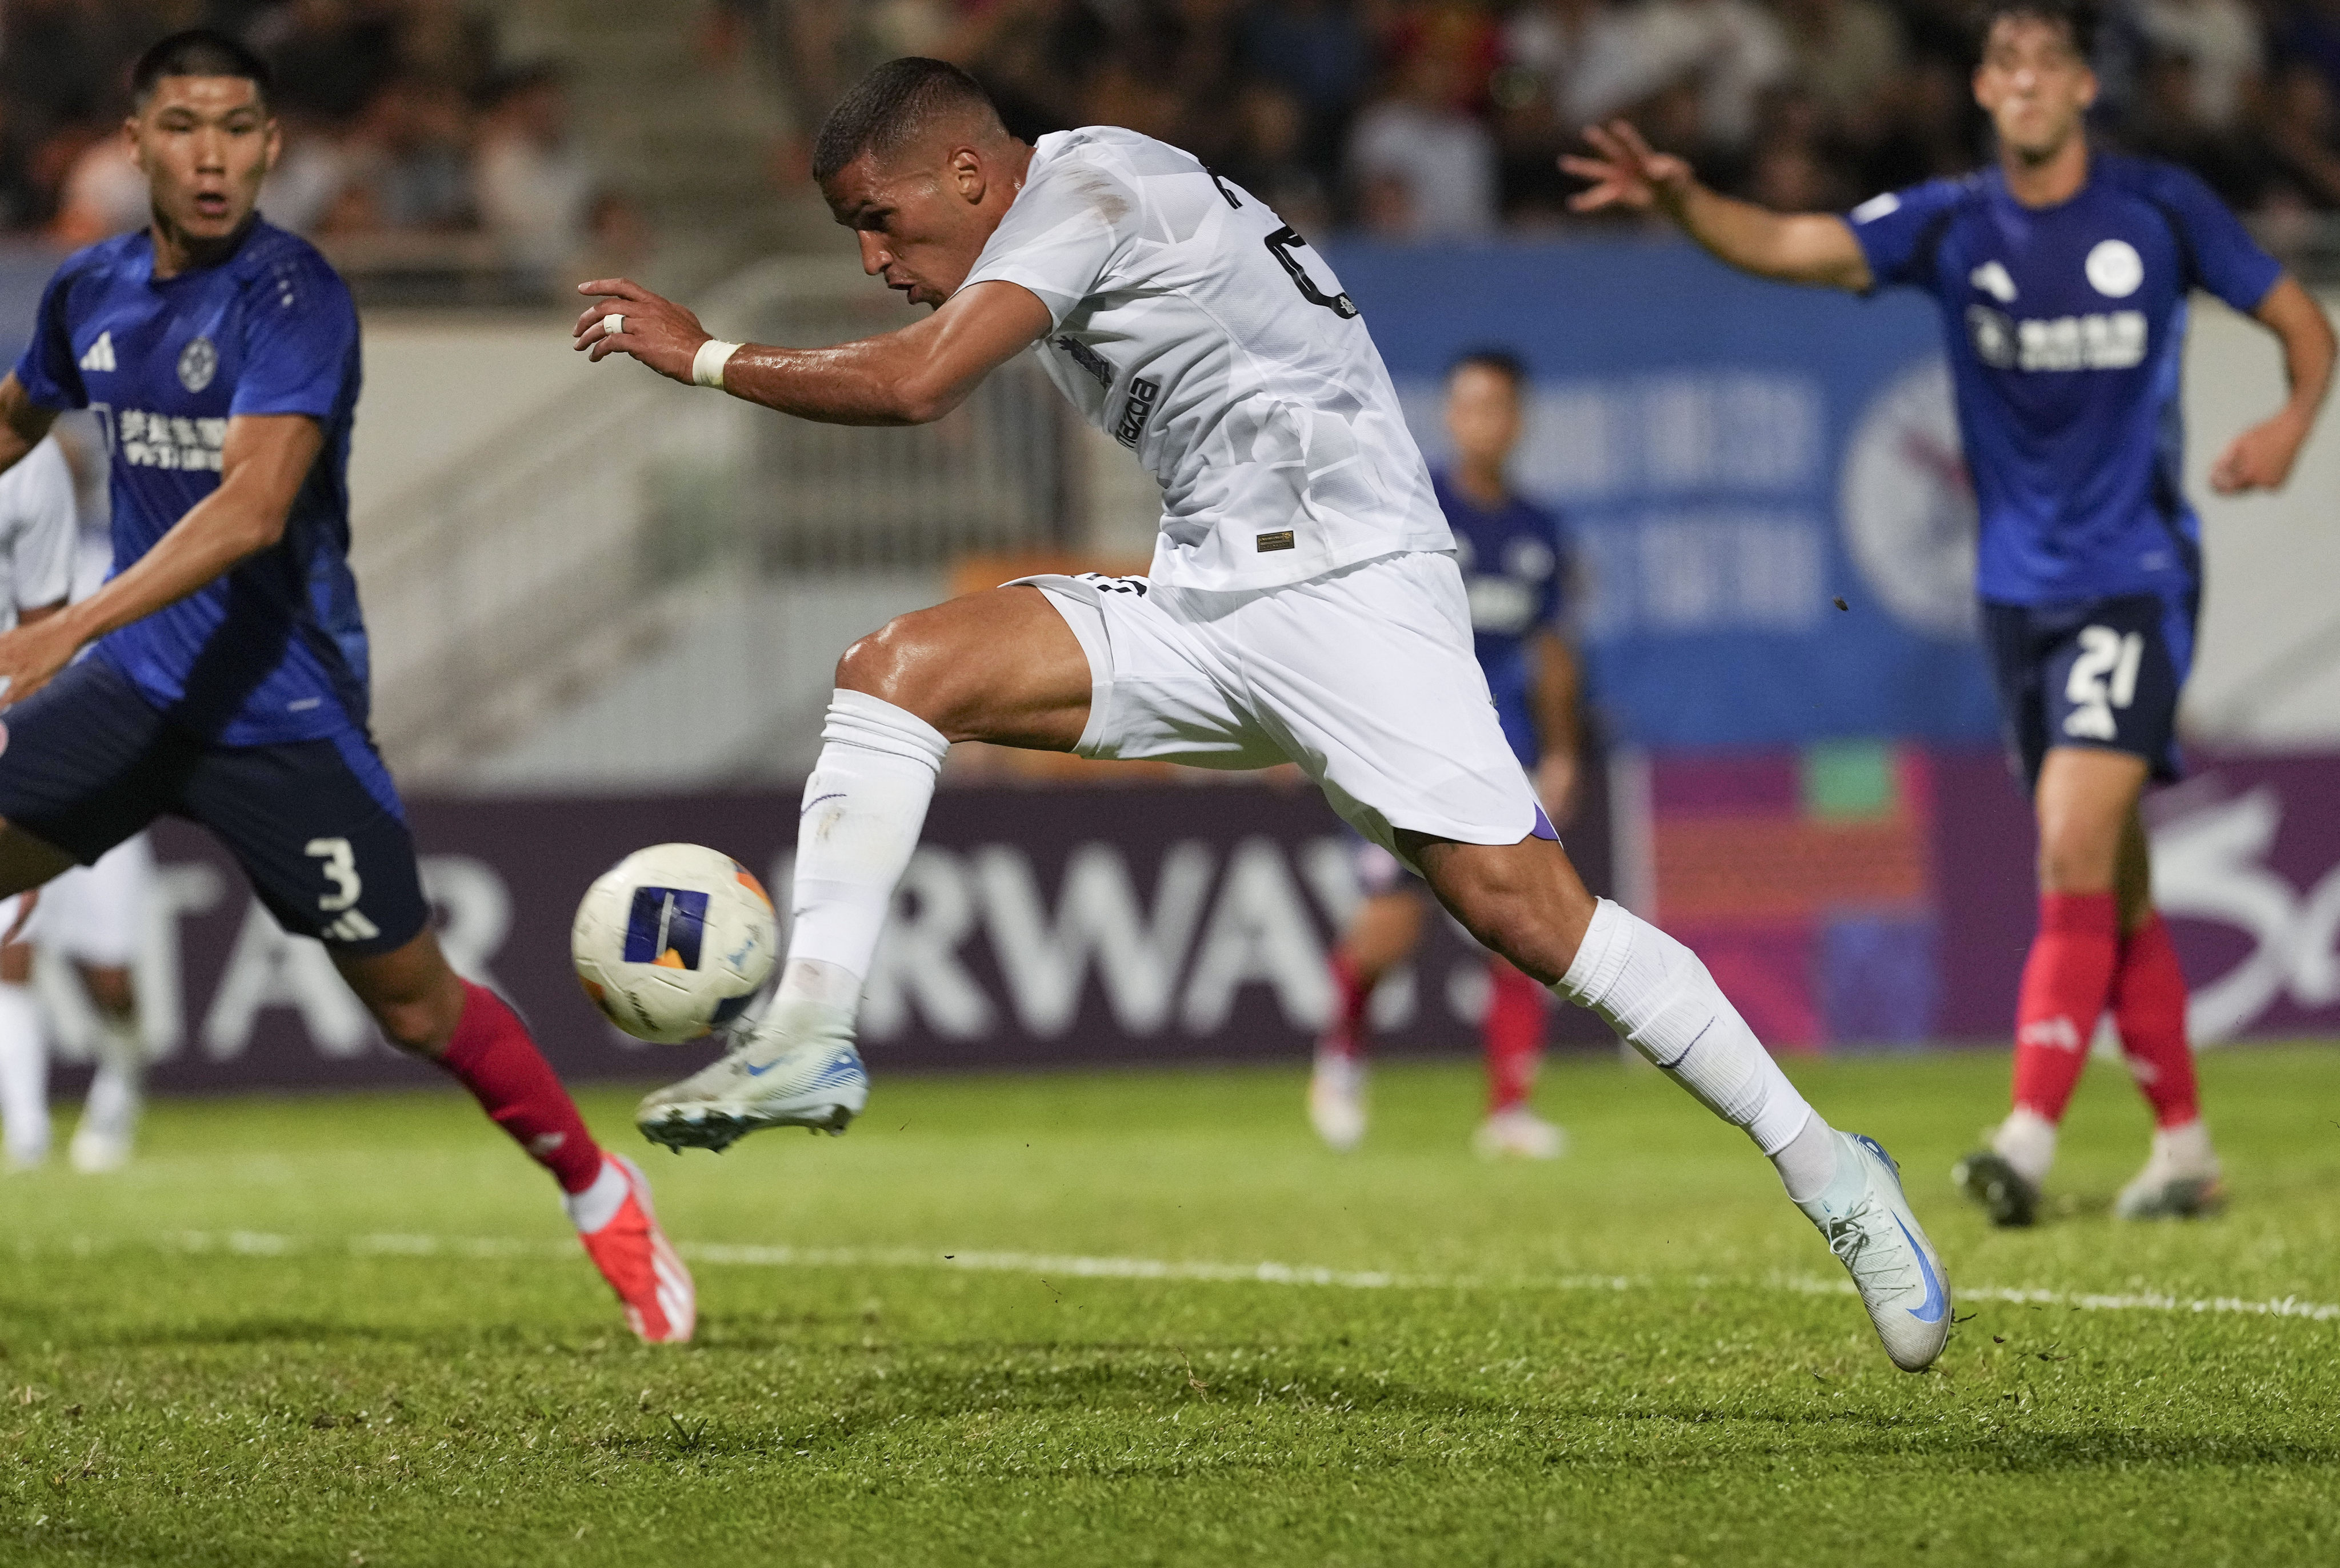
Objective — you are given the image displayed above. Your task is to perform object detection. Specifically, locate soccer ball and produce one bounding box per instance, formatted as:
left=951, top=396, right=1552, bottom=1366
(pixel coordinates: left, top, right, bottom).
left=571, top=844, right=778, bottom=1043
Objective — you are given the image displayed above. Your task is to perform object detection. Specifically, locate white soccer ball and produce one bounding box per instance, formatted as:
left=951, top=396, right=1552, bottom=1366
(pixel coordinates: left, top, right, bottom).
left=571, top=843, right=778, bottom=1043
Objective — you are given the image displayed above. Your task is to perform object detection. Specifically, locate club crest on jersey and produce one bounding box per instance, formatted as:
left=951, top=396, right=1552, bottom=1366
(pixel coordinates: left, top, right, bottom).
left=1053, top=335, right=1114, bottom=391
left=623, top=886, right=708, bottom=970
left=177, top=335, right=218, bottom=392
left=2086, top=239, right=2144, bottom=299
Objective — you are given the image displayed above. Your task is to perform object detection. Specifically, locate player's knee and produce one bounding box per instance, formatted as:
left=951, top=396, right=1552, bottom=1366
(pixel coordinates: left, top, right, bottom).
left=82, top=968, right=134, bottom=1018
left=835, top=615, right=957, bottom=723
left=2035, top=816, right=2119, bottom=893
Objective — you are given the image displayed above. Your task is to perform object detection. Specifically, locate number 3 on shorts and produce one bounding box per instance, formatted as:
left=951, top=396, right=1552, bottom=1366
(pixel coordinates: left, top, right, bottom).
left=305, top=836, right=363, bottom=912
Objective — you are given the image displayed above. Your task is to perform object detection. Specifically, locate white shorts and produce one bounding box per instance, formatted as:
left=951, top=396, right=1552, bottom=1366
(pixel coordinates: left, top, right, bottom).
left=26, top=831, right=153, bottom=968
left=1017, top=551, right=1539, bottom=853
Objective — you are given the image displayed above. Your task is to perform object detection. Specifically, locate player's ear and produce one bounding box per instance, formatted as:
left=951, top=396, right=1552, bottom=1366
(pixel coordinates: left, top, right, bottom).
left=949, top=146, right=985, bottom=205
left=262, top=115, right=283, bottom=176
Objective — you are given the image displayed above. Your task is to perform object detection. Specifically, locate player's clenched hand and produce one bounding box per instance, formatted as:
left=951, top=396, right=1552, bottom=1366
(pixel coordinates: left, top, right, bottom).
left=0, top=614, right=82, bottom=708
left=1535, top=753, right=1579, bottom=830
left=2209, top=411, right=2310, bottom=494
left=573, top=278, right=710, bottom=383
left=1560, top=121, right=1694, bottom=215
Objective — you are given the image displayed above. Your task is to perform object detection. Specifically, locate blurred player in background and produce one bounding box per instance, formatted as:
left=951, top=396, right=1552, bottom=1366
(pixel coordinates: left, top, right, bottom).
left=0, top=31, right=694, bottom=1339
left=1309, top=349, right=1583, bottom=1159
left=0, top=429, right=76, bottom=1168
left=0, top=421, right=153, bottom=1173
left=581, top=56, right=1953, bottom=1373
left=1566, top=0, right=2334, bottom=1224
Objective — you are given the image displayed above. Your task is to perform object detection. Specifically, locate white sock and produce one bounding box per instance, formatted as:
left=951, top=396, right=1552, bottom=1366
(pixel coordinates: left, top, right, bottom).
left=562, top=1155, right=629, bottom=1234
left=78, top=1012, right=145, bottom=1142
left=781, top=690, right=949, bottom=1015
left=2152, top=1117, right=2215, bottom=1175
left=1993, top=1106, right=2058, bottom=1185
left=0, top=980, right=50, bottom=1165
left=1555, top=900, right=1822, bottom=1169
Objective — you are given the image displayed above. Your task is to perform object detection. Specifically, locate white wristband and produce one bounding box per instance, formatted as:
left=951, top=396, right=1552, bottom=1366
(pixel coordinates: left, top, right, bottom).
left=692, top=339, right=741, bottom=389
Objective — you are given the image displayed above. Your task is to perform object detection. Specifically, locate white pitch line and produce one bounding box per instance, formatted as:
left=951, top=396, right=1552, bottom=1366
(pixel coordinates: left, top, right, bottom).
left=114, top=1231, right=2340, bottom=1325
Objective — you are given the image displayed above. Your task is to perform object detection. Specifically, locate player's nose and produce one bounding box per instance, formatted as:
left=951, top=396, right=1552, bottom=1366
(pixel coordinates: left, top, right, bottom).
left=856, top=233, right=890, bottom=277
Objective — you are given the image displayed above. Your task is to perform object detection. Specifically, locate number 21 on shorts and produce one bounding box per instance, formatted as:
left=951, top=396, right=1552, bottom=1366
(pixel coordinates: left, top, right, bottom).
left=2063, top=625, right=2144, bottom=741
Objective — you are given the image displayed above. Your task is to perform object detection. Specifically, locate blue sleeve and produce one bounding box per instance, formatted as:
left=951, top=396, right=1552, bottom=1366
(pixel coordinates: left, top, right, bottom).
left=2149, top=163, right=2282, bottom=314
left=1845, top=179, right=1967, bottom=295
left=230, top=256, right=358, bottom=420
left=12, top=264, right=89, bottom=410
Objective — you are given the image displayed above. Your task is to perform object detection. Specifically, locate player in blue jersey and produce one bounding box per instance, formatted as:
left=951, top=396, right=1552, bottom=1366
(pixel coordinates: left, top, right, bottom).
left=0, top=31, right=695, bottom=1338
left=1307, top=350, right=1585, bottom=1159
left=1565, top=0, right=2335, bottom=1225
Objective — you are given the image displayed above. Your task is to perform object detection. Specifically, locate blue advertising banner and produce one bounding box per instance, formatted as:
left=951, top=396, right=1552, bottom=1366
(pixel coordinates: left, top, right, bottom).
left=1325, top=238, right=2002, bottom=751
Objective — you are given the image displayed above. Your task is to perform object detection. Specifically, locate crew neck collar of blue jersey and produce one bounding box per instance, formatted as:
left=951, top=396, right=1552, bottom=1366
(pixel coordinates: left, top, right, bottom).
left=137, top=213, right=266, bottom=285
left=1982, top=147, right=2103, bottom=216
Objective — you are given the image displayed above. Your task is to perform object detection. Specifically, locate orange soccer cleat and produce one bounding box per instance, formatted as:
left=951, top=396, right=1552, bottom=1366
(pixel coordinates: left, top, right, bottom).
left=575, top=1154, right=696, bottom=1343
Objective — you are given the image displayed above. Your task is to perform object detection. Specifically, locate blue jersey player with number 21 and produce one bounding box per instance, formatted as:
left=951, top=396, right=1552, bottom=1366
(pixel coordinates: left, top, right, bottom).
left=0, top=30, right=694, bottom=1341
left=1566, top=0, right=2334, bottom=1227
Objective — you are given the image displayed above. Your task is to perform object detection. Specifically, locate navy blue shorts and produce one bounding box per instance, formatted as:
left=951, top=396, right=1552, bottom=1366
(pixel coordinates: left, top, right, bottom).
left=1982, top=590, right=2197, bottom=793
left=0, top=659, right=427, bottom=954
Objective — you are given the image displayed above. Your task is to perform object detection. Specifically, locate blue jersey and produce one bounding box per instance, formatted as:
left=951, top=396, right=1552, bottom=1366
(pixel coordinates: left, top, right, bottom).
left=1847, top=153, right=2282, bottom=607
left=13, top=219, right=368, bottom=745
left=1436, top=470, right=1567, bottom=766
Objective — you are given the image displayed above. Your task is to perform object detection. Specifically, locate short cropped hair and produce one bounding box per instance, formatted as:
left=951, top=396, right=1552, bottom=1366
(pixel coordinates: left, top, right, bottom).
left=1449, top=348, right=1529, bottom=390
left=131, top=29, right=274, bottom=111
left=1975, top=0, right=2098, bottom=62
left=812, top=57, right=1005, bottom=184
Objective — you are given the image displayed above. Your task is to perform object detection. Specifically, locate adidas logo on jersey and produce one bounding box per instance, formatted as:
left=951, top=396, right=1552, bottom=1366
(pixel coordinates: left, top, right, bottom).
left=1967, top=306, right=2146, bottom=372
left=115, top=408, right=227, bottom=473
left=78, top=332, right=115, bottom=373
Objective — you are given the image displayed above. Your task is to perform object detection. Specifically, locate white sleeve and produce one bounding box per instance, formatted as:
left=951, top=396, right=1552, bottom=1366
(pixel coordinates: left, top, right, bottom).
left=5, top=438, right=78, bottom=612
left=958, top=146, right=1136, bottom=329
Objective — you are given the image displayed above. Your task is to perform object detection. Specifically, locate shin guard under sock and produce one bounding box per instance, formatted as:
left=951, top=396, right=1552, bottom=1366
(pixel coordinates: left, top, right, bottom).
left=2111, top=913, right=2201, bottom=1130
left=438, top=981, right=603, bottom=1194
left=2010, top=892, right=2120, bottom=1124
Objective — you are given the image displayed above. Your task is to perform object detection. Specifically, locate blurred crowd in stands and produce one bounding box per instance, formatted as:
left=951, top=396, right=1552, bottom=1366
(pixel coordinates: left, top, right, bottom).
left=7, top=0, right=2340, bottom=273
left=735, top=0, right=2340, bottom=251
left=0, top=0, right=642, bottom=283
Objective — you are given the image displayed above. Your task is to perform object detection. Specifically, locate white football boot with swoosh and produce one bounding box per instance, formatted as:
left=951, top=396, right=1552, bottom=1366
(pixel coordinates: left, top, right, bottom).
left=635, top=997, right=869, bottom=1153
left=1797, top=1131, right=1953, bottom=1372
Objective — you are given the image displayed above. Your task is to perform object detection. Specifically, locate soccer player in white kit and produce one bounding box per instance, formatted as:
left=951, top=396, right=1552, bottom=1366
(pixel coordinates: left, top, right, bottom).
left=577, top=58, right=1953, bottom=1371
left=0, top=431, right=151, bottom=1172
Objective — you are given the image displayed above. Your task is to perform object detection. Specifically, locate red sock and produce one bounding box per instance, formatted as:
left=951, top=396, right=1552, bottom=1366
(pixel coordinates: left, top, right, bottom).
left=2111, top=913, right=2200, bottom=1128
left=1483, top=958, right=1545, bottom=1114
left=2009, top=891, right=2120, bottom=1123
left=438, top=981, right=603, bottom=1194
left=1323, top=953, right=1371, bottom=1059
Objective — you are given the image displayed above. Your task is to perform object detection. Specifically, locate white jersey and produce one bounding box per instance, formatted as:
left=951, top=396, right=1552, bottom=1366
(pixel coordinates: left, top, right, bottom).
left=0, top=435, right=77, bottom=629
left=962, top=127, right=1451, bottom=591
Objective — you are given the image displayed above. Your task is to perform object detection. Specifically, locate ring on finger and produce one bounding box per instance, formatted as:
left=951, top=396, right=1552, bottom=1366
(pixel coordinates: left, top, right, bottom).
left=603, top=313, right=626, bottom=339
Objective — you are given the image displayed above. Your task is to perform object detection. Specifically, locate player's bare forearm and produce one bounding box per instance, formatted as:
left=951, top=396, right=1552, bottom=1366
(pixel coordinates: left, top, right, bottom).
left=1530, top=629, right=1583, bottom=766
left=1671, top=185, right=1873, bottom=291
left=56, top=414, right=321, bottom=650
left=573, top=277, right=1051, bottom=426
left=0, top=374, right=59, bottom=476
left=2210, top=277, right=2335, bottom=494
left=1562, top=121, right=1873, bottom=291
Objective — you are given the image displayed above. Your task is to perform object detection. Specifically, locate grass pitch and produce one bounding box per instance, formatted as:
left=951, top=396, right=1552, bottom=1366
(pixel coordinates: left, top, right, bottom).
left=5, top=1045, right=2338, bottom=1567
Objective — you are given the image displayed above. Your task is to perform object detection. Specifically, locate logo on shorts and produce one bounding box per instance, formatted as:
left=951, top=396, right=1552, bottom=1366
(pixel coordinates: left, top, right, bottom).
left=623, top=887, right=708, bottom=970
left=1114, top=377, right=1159, bottom=448
left=1254, top=530, right=1296, bottom=553
left=177, top=335, right=218, bottom=392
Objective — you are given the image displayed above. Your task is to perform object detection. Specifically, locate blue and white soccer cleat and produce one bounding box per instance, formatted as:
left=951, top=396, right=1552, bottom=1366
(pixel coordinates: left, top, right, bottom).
left=634, top=997, right=869, bottom=1154
left=1796, top=1131, right=1953, bottom=1372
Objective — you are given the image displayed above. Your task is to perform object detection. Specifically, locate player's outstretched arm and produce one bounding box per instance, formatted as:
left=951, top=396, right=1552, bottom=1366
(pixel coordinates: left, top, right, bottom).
left=1562, top=121, right=1872, bottom=292
left=0, top=413, right=322, bottom=705
left=0, top=374, right=60, bottom=479
left=572, top=277, right=1054, bottom=427
left=2209, top=277, right=2337, bottom=494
